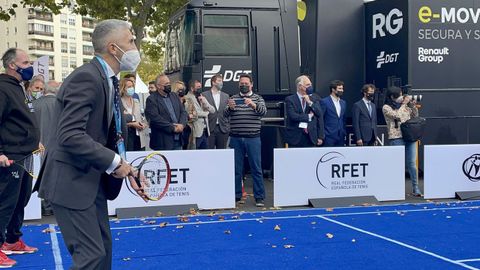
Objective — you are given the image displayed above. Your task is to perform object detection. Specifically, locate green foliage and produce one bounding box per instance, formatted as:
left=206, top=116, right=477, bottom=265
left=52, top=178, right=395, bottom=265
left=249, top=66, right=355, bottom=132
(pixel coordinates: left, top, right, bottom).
left=1, top=0, right=188, bottom=61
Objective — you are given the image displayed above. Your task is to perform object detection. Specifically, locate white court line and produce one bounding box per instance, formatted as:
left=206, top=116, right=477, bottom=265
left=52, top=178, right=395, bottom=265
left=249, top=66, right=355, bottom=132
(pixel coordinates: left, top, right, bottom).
left=102, top=205, right=480, bottom=231
left=457, top=259, right=480, bottom=263
left=111, top=200, right=480, bottom=222
left=49, top=224, right=64, bottom=270
left=318, top=216, right=479, bottom=270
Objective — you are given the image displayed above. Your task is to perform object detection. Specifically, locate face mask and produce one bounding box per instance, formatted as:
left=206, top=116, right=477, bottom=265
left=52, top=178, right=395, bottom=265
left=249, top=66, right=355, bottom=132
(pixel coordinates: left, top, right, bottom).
left=113, top=44, right=141, bottom=72
left=163, top=85, right=172, bottom=94
left=194, top=90, right=201, bottom=98
left=216, top=82, right=223, bottom=91
left=177, top=89, right=185, bottom=97
left=366, top=93, right=374, bottom=101
left=395, top=96, right=403, bottom=103
left=306, top=86, right=314, bottom=95
left=239, top=85, right=249, bottom=94
left=335, top=90, right=344, bottom=97
left=126, top=87, right=135, bottom=97
left=31, top=91, right=42, bottom=99
left=16, top=66, right=34, bottom=81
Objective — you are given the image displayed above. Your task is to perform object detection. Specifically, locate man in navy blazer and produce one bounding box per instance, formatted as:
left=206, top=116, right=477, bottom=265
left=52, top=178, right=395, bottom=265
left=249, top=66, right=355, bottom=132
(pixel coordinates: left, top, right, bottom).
left=285, top=75, right=324, bottom=147
left=321, top=80, right=347, bottom=147
left=352, top=84, right=378, bottom=146
left=145, top=74, right=188, bottom=150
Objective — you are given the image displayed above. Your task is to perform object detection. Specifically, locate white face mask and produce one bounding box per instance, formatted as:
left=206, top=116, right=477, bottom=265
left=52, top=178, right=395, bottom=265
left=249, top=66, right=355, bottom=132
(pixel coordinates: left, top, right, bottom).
left=113, top=44, right=141, bottom=72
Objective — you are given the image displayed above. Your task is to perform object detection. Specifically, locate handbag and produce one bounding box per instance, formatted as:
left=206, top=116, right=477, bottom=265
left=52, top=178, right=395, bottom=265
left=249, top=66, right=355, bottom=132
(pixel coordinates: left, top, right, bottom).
left=400, top=117, right=426, bottom=142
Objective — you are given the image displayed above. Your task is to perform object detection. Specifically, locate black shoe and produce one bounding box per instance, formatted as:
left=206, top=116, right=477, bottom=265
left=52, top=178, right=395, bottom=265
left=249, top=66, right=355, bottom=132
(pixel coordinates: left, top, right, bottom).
left=255, top=199, right=265, bottom=207
left=236, top=198, right=245, bottom=204
left=42, top=209, right=54, bottom=216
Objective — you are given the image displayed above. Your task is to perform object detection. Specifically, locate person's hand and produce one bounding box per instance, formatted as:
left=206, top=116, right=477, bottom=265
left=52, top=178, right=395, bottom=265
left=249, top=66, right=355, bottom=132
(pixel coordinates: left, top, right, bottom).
left=0, top=155, right=11, bottom=167
left=174, top=124, right=184, bottom=133
left=197, top=95, right=206, bottom=103
left=356, top=139, right=363, bottom=146
left=127, top=170, right=148, bottom=202
left=317, top=139, right=323, bottom=146
left=188, top=114, right=194, bottom=120
left=39, top=142, right=45, bottom=152
left=303, top=95, right=312, bottom=105
left=402, top=95, right=411, bottom=104
left=244, top=98, right=256, bottom=109
left=131, top=121, right=143, bottom=130
left=228, top=99, right=236, bottom=110
left=111, top=160, right=132, bottom=179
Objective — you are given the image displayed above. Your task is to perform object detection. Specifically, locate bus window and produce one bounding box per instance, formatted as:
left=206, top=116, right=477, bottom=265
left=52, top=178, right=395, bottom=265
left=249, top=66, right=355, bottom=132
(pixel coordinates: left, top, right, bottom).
left=204, top=15, right=249, bottom=56
left=164, top=12, right=195, bottom=73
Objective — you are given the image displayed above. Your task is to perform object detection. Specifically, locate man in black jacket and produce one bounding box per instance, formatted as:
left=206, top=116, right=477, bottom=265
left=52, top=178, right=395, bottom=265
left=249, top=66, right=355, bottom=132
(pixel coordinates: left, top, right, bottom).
left=352, top=84, right=378, bottom=146
left=0, top=48, right=39, bottom=268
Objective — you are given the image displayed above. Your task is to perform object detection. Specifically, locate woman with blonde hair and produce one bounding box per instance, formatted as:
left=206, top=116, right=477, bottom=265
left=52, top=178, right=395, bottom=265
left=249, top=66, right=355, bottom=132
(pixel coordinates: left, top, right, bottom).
left=119, top=78, right=149, bottom=151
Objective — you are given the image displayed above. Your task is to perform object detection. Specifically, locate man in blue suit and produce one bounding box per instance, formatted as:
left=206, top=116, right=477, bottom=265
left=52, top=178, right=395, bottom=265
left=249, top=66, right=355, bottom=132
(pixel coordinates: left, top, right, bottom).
left=284, top=75, right=324, bottom=147
left=321, top=80, right=347, bottom=147
left=352, top=84, right=378, bottom=146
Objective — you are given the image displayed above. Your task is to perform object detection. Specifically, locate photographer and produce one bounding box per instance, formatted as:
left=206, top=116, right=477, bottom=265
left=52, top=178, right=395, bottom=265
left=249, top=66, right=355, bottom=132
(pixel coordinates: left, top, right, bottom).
left=382, top=86, right=421, bottom=196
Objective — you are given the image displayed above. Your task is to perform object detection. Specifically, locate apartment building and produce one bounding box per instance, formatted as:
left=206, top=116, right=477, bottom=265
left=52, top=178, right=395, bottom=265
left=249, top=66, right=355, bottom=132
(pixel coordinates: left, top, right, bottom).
left=0, top=1, right=96, bottom=81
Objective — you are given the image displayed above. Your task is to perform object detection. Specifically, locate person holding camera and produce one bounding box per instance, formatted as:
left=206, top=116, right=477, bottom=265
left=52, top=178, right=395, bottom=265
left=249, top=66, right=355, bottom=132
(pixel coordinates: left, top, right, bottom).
left=225, top=74, right=267, bottom=207
left=382, top=86, right=421, bottom=196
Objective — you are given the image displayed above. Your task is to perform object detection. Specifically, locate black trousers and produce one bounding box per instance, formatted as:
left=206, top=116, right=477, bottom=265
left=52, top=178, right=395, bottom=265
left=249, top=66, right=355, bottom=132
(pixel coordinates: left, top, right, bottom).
left=0, top=162, right=32, bottom=245
left=289, top=132, right=314, bottom=148
left=52, top=184, right=112, bottom=270
left=208, top=125, right=228, bottom=149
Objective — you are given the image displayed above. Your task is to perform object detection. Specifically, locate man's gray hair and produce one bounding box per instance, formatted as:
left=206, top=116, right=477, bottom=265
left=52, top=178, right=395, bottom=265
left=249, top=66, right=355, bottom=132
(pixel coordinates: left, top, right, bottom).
left=92, top=19, right=131, bottom=54
left=1, top=48, right=17, bottom=69
left=45, top=80, right=60, bottom=95
left=295, top=75, right=309, bottom=89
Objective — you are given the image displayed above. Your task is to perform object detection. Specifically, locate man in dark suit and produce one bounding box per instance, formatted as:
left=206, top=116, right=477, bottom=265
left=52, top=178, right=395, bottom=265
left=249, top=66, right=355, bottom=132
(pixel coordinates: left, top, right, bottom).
left=352, top=84, right=378, bottom=146
left=321, top=80, right=347, bottom=147
left=36, top=19, right=145, bottom=270
left=145, top=74, right=187, bottom=150
left=203, top=73, right=230, bottom=149
left=284, top=75, right=324, bottom=147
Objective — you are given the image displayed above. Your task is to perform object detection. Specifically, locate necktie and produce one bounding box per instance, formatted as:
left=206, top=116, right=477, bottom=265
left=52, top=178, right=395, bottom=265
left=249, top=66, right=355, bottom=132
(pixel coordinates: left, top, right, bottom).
left=111, top=76, right=126, bottom=159
left=367, top=102, right=372, bottom=117
left=301, top=97, right=306, bottom=112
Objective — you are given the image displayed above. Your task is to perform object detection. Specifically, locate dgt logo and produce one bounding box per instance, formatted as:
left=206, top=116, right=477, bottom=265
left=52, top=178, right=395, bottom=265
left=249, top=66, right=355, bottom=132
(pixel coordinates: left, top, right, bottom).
left=204, top=65, right=252, bottom=87
left=372, top=8, right=404, bottom=39
left=376, top=51, right=399, bottom=69
left=462, top=154, right=480, bottom=182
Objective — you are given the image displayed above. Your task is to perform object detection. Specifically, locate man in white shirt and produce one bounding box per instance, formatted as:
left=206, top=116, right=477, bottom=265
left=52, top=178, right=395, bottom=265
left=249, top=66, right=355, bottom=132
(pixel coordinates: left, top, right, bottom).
left=203, top=74, right=230, bottom=149
left=320, top=80, right=347, bottom=146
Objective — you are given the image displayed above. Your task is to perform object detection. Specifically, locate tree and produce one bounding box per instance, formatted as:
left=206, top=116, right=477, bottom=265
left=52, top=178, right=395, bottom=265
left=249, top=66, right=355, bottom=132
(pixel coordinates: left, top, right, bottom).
left=1, top=0, right=188, bottom=60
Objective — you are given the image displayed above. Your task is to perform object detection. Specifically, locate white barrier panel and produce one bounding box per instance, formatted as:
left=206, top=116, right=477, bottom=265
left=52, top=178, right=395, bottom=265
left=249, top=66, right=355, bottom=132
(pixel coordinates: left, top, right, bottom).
left=424, top=145, right=480, bottom=199
left=274, top=146, right=405, bottom=207
left=108, top=149, right=235, bottom=215
left=25, top=154, right=41, bottom=220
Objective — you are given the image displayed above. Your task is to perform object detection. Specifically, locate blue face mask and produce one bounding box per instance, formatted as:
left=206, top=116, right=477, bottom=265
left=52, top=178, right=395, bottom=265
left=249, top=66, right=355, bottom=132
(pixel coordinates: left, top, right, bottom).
left=306, top=86, right=314, bottom=95
left=126, top=87, right=135, bottom=97
left=16, top=66, right=34, bottom=81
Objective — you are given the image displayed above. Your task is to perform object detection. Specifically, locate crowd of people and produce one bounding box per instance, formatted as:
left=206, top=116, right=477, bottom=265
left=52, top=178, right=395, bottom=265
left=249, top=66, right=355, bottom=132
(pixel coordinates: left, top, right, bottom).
left=0, top=18, right=421, bottom=269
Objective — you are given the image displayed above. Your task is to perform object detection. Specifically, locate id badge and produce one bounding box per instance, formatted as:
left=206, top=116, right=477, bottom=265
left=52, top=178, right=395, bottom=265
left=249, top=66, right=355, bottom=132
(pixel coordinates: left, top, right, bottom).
left=27, top=102, right=35, bottom=113
left=116, top=137, right=127, bottom=160
left=299, top=122, right=308, bottom=129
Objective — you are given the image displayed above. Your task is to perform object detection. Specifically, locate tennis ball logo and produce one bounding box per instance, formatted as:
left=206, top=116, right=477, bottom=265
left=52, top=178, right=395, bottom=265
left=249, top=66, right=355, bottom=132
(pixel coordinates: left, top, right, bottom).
left=316, top=151, right=345, bottom=189
left=462, top=154, right=480, bottom=182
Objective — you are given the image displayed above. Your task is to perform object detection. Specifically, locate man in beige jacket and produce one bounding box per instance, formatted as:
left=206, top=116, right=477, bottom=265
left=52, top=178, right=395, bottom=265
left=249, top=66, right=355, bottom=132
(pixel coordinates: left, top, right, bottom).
left=184, top=80, right=215, bottom=149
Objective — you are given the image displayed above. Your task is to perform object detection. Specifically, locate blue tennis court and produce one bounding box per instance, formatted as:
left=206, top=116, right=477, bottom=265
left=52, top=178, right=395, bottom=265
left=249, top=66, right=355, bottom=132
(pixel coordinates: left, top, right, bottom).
left=14, top=201, right=480, bottom=269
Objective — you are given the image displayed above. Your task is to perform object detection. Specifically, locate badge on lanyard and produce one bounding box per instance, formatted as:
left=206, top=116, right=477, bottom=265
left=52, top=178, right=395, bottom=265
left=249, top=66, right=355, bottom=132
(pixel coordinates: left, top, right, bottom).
left=116, top=136, right=126, bottom=160
left=26, top=101, right=35, bottom=113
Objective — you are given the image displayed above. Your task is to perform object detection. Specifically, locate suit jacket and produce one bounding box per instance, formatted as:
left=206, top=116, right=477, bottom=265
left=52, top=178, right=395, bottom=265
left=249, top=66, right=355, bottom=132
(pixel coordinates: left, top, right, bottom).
left=352, top=99, right=378, bottom=143
left=184, top=93, right=215, bottom=138
left=284, top=94, right=324, bottom=146
left=145, top=91, right=187, bottom=150
left=321, top=96, right=347, bottom=141
left=202, top=90, right=230, bottom=134
left=35, top=57, right=127, bottom=210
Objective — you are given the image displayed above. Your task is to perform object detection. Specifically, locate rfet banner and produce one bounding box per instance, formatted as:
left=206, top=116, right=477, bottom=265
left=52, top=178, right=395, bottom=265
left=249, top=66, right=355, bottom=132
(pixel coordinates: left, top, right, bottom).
left=424, top=145, right=480, bottom=199
left=107, top=149, right=235, bottom=215
left=274, top=146, right=405, bottom=207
